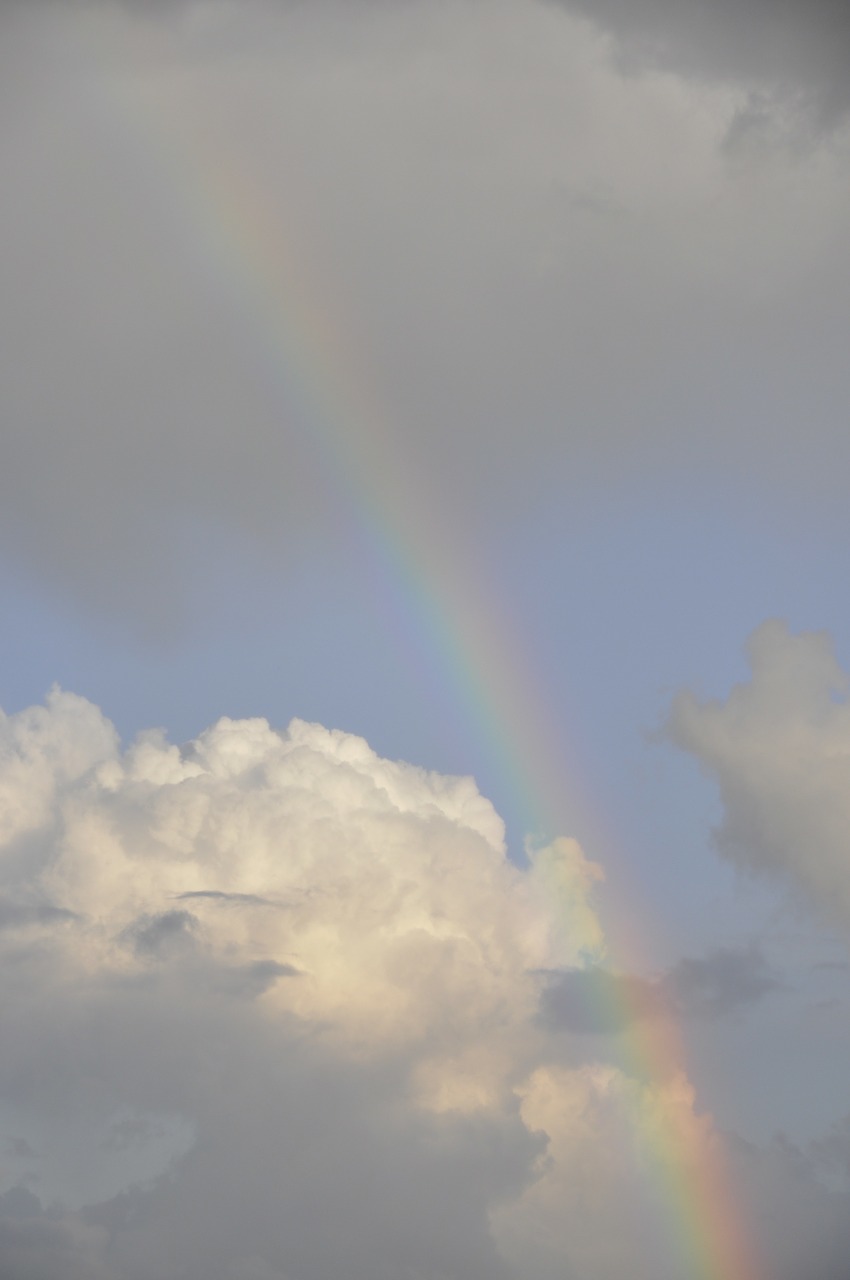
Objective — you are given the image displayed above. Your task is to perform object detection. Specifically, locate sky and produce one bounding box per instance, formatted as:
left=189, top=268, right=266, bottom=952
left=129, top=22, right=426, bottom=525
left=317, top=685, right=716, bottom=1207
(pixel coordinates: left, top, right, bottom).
left=1, top=1, right=850, bottom=1277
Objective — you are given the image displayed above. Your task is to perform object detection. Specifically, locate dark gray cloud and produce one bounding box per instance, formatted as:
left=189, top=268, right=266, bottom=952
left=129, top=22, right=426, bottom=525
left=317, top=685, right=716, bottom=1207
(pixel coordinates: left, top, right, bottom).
left=125, top=908, right=199, bottom=956
left=0, top=1186, right=42, bottom=1219
left=0, top=1190, right=115, bottom=1280
left=667, top=945, right=784, bottom=1019
left=0, top=897, right=76, bottom=930
left=728, top=1129, right=850, bottom=1280
left=812, top=1117, right=850, bottom=1179
left=558, top=0, right=850, bottom=125
left=541, top=945, right=782, bottom=1033
left=540, top=965, right=664, bottom=1034
left=176, top=890, right=281, bottom=908
left=209, top=958, right=300, bottom=998
left=123, top=910, right=299, bottom=993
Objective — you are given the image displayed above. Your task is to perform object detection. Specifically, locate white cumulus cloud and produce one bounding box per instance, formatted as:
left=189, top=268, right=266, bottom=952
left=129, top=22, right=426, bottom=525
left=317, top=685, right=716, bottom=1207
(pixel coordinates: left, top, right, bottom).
left=0, top=691, right=614, bottom=1279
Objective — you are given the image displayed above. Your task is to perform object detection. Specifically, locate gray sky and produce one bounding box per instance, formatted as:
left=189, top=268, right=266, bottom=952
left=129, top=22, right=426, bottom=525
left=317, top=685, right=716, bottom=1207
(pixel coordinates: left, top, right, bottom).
left=2, top=0, right=850, bottom=623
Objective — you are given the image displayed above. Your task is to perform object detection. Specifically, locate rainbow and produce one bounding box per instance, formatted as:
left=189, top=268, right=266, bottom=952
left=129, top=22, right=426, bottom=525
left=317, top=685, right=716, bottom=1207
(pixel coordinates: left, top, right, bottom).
left=74, top=9, right=766, bottom=1280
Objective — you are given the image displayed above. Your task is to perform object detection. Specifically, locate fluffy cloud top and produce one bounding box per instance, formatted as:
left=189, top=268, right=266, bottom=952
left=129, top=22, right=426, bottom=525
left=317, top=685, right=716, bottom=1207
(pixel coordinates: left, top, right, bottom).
left=668, top=621, right=850, bottom=931
left=1, top=691, right=598, bottom=1065
left=0, top=690, right=670, bottom=1280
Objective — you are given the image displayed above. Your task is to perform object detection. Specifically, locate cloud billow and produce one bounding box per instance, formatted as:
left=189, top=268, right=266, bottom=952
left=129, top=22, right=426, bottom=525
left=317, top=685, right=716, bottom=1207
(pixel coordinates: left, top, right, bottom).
left=0, top=689, right=660, bottom=1280
left=556, top=0, right=850, bottom=127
